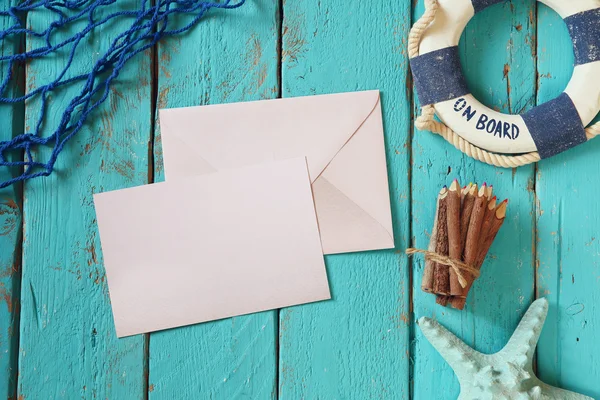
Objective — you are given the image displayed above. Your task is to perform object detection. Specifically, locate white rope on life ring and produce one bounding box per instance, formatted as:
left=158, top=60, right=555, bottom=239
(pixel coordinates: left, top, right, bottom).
left=409, top=0, right=600, bottom=167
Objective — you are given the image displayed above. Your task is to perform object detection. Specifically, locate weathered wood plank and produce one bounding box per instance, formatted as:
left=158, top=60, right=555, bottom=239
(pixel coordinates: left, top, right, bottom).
left=18, top=2, right=150, bottom=398
left=278, top=2, right=411, bottom=398
left=148, top=2, right=280, bottom=398
left=536, top=4, right=600, bottom=398
left=0, top=1, right=23, bottom=398
left=411, top=1, right=536, bottom=398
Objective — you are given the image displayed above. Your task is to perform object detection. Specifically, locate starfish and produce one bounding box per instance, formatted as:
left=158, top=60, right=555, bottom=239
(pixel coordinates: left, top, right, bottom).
left=418, top=298, right=593, bottom=399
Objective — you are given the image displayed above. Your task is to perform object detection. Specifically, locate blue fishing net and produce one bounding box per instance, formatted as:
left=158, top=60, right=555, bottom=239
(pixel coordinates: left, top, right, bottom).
left=0, top=0, right=245, bottom=189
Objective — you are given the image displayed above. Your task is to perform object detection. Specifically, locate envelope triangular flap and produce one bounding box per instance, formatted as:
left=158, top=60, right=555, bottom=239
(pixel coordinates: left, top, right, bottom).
left=317, top=97, right=394, bottom=253
left=313, top=178, right=394, bottom=254
left=158, top=91, right=380, bottom=182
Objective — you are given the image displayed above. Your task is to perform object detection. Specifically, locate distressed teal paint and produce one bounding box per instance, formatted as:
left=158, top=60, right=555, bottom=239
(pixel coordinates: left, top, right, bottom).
left=17, top=2, right=149, bottom=398
left=148, top=2, right=280, bottom=398
left=279, top=1, right=411, bottom=398
left=6, top=1, right=600, bottom=398
left=411, top=1, right=536, bottom=398
left=0, top=1, right=23, bottom=398
left=536, top=4, right=600, bottom=399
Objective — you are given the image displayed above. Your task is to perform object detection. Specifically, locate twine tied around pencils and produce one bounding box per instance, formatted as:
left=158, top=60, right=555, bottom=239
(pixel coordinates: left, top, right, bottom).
left=405, top=248, right=480, bottom=289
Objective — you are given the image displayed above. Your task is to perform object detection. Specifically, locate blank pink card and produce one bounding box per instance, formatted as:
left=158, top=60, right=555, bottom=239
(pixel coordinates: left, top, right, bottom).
left=94, top=158, right=330, bottom=337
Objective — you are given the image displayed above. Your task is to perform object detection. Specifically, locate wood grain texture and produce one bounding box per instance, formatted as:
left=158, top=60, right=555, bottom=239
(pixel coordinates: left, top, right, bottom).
left=6, top=1, right=600, bottom=398
left=17, top=3, right=150, bottom=398
left=411, top=1, right=536, bottom=398
left=278, top=1, right=411, bottom=398
left=148, top=2, right=280, bottom=398
left=0, top=2, right=23, bottom=398
left=536, top=4, right=600, bottom=398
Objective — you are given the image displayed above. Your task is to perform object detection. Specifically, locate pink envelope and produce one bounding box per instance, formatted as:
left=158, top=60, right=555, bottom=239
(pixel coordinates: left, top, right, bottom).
left=159, top=90, right=394, bottom=255
left=94, top=158, right=330, bottom=337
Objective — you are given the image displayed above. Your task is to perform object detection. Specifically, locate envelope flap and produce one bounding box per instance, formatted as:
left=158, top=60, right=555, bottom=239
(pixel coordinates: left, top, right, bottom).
left=319, top=98, right=394, bottom=247
left=313, top=177, right=394, bottom=254
left=158, top=91, right=381, bottom=182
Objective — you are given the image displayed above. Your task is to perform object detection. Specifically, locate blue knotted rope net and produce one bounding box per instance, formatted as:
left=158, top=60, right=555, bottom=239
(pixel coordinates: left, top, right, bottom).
left=0, top=0, right=245, bottom=189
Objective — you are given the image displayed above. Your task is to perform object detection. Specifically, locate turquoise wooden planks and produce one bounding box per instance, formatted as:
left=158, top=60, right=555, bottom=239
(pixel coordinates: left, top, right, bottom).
left=5, top=1, right=599, bottom=397
left=0, top=1, right=23, bottom=398
left=411, top=1, right=536, bottom=398
left=148, top=2, right=280, bottom=398
left=536, top=4, right=600, bottom=398
left=279, top=1, right=411, bottom=398
left=18, top=2, right=150, bottom=398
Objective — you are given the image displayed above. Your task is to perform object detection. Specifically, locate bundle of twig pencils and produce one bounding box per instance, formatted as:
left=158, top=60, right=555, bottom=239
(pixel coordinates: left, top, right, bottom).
left=407, top=180, right=508, bottom=310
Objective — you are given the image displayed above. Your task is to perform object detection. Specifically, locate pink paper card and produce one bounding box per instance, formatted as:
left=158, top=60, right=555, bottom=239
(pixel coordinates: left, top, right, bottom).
left=94, top=158, right=330, bottom=337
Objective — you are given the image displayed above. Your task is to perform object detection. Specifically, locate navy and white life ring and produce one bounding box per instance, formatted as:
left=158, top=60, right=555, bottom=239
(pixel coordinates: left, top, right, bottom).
left=409, top=0, right=600, bottom=165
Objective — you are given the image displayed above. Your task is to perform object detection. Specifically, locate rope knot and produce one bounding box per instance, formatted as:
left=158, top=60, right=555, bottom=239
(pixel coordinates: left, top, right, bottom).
left=405, top=248, right=480, bottom=288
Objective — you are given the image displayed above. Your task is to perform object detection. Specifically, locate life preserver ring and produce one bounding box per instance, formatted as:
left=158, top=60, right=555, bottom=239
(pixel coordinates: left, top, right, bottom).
left=409, top=0, right=600, bottom=165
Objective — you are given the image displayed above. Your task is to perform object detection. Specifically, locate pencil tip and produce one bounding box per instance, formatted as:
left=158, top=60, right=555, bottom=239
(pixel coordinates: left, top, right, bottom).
left=468, top=183, right=477, bottom=195
left=478, top=185, right=486, bottom=197
left=496, top=200, right=508, bottom=218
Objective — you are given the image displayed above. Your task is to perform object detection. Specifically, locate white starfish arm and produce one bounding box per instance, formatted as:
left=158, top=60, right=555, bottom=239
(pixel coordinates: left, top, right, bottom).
left=536, top=381, right=595, bottom=400
left=417, top=317, right=482, bottom=380
left=499, top=298, right=549, bottom=367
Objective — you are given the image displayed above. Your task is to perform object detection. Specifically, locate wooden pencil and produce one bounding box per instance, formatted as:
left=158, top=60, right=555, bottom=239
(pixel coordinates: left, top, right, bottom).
left=460, top=184, right=477, bottom=249
left=447, top=179, right=463, bottom=296
left=436, top=295, right=450, bottom=306
left=432, top=190, right=450, bottom=295
left=451, top=199, right=508, bottom=310
left=458, top=184, right=487, bottom=294
left=477, top=199, right=508, bottom=268
left=421, top=187, right=447, bottom=293
left=479, top=196, right=497, bottom=248
left=439, top=181, right=465, bottom=305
